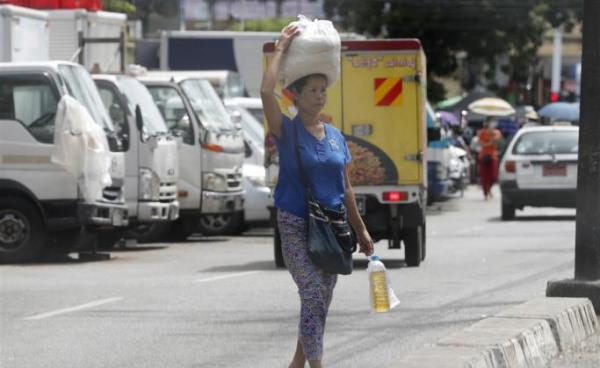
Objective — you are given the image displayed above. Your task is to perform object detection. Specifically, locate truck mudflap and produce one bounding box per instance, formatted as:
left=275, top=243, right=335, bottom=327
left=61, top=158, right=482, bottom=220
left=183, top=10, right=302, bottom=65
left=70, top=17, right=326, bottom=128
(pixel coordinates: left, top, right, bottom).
left=78, top=202, right=129, bottom=227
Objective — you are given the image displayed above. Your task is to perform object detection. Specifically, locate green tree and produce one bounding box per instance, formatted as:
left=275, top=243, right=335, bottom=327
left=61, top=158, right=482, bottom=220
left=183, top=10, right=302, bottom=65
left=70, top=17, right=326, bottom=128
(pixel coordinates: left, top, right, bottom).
left=323, top=0, right=582, bottom=102
left=103, top=0, right=136, bottom=15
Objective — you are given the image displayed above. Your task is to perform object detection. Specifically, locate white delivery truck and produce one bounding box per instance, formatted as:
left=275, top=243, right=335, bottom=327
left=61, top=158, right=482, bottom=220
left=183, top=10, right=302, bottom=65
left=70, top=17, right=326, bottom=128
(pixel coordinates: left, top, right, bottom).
left=93, top=74, right=180, bottom=243
left=48, top=9, right=126, bottom=72
left=134, top=71, right=245, bottom=238
left=0, top=61, right=128, bottom=262
left=0, top=5, right=49, bottom=62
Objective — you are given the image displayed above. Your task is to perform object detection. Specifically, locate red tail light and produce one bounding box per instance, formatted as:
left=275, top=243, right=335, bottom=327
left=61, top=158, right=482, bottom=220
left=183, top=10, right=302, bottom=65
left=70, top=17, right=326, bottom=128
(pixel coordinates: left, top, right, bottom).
left=382, top=191, right=408, bottom=202
left=505, top=161, right=516, bottom=173
left=201, top=143, right=225, bottom=152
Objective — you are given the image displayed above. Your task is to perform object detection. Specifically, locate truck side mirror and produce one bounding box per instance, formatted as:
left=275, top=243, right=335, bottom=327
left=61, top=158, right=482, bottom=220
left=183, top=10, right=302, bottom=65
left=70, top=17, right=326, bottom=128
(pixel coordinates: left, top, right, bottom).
left=427, top=127, right=441, bottom=143
left=135, top=105, right=144, bottom=134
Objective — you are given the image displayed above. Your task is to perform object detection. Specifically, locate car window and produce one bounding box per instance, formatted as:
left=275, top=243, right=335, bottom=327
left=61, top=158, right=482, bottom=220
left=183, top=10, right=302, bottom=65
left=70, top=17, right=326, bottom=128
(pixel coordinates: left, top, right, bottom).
left=0, top=75, right=58, bottom=144
left=118, top=77, right=168, bottom=136
left=146, top=85, right=194, bottom=145
left=513, top=131, right=579, bottom=155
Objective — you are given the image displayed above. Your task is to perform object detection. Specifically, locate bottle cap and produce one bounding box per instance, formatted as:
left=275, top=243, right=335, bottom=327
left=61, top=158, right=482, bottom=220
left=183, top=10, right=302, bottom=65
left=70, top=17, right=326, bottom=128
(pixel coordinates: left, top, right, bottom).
left=370, top=255, right=380, bottom=261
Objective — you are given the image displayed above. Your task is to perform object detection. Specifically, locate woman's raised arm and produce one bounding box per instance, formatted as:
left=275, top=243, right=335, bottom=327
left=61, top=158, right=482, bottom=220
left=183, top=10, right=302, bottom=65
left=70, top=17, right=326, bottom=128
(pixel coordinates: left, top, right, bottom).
left=260, top=24, right=299, bottom=138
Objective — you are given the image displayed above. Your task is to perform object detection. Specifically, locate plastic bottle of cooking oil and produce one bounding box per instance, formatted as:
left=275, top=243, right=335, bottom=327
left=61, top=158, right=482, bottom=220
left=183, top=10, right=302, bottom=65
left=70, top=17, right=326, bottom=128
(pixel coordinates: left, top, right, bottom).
left=368, top=255, right=391, bottom=313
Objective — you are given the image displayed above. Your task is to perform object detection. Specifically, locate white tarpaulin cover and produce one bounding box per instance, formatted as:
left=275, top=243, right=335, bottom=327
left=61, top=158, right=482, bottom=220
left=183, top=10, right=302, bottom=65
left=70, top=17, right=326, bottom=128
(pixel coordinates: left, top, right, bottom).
left=51, top=95, right=112, bottom=203
left=281, top=15, right=341, bottom=88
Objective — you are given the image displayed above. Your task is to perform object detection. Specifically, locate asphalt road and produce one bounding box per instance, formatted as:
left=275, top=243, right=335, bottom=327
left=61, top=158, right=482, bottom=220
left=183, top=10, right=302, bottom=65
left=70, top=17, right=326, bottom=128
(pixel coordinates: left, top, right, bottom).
left=0, top=186, right=578, bottom=368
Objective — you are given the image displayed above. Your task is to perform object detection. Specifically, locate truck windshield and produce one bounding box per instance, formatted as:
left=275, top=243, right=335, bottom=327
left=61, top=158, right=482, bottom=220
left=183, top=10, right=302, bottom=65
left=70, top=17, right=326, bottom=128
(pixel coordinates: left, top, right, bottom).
left=58, top=64, right=115, bottom=132
left=180, top=79, right=235, bottom=132
left=118, top=77, right=168, bottom=135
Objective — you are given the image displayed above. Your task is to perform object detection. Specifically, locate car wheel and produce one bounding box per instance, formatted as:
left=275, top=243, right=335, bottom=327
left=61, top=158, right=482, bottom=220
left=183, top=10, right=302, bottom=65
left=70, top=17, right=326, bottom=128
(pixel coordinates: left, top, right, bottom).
left=198, top=212, right=243, bottom=236
left=0, top=197, right=46, bottom=263
left=501, top=200, right=515, bottom=220
left=404, top=225, right=423, bottom=267
left=273, top=222, right=285, bottom=268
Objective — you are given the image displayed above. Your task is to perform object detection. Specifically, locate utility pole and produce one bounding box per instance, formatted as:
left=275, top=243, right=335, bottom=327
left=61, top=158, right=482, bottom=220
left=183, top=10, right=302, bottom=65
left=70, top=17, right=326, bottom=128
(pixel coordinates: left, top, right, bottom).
left=547, top=0, right=600, bottom=312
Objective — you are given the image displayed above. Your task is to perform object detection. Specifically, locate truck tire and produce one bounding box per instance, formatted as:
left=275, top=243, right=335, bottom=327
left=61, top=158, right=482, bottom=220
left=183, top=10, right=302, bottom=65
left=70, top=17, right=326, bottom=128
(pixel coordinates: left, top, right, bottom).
left=404, top=225, right=423, bottom=267
left=421, top=223, right=427, bottom=261
left=167, top=218, right=195, bottom=241
left=274, top=222, right=285, bottom=268
left=124, top=222, right=172, bottom=243
left=0, top=196, right=46, bottom=263
left=501, top=200, right=515, bottom=221
left=198, top=212, right=243, bottom=236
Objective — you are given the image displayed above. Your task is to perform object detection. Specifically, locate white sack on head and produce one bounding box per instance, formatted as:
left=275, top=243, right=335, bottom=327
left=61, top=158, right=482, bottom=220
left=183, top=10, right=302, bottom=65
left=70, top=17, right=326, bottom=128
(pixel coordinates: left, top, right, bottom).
left=51, top=95, right=112, bottom=203
left=281, top=15, right=341, bottom=89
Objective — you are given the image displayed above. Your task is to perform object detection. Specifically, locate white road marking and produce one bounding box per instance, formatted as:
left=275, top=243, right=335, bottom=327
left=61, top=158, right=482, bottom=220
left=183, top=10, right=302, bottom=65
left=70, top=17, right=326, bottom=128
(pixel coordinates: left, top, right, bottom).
left=24, top=297, right=124, bottom=321
left=193, top=271, right=262, bottom=283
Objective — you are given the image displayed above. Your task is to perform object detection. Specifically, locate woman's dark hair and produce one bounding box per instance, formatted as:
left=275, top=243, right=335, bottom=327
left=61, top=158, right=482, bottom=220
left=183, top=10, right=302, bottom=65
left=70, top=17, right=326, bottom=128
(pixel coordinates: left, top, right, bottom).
left=288, top=73, right=328, bottom=95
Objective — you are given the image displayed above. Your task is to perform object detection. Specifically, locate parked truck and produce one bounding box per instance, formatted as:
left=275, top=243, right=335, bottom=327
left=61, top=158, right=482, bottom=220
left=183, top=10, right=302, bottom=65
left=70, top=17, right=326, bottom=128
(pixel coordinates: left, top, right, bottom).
left=0, top=61, right=128, bottom=262
left=0, top=5, right=49, bottom=62
left=133, top=71, right=246, bottom=238
left=92, top=74, right=180, bottom=243
left=264, top=39, right=428, bottom=267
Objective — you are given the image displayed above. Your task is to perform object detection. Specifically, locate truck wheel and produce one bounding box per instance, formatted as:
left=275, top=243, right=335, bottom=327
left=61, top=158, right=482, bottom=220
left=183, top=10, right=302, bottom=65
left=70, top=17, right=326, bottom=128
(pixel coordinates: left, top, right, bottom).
left=198, top=212, right=243, bottom=236
left=404, top=225, right=423, bottom=267
left=0, top=197, right=46, bottom=263
left=124, top=222, right=172, bottom=243
left=501, top=200, right=515, bottom=221
left=167, top=218, right=195, bottom=241
left=273, top=222, right=285, bottom=268
left=421, top=223, right=427, bottom=261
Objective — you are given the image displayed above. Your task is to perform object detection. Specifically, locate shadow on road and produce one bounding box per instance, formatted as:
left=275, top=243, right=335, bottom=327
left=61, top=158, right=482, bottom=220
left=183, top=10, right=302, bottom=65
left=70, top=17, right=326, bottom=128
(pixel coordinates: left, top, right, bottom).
left=353, top=258, right=406, bottom=269
left=201, top=260, right=280, bottom=272
left=487, top=215, right=576, bottom=222
left=186, top=235, right=230, bottom=243
left=110, top=245, right=168, bottom=252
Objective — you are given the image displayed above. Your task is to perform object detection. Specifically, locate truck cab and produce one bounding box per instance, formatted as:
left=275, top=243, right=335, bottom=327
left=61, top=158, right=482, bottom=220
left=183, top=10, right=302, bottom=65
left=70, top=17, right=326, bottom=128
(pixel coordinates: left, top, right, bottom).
left=93, top=75, right=179, bottom=234
left=0, top=61, right=128, bottom=262
left=134, top=71, right=245, bottom=237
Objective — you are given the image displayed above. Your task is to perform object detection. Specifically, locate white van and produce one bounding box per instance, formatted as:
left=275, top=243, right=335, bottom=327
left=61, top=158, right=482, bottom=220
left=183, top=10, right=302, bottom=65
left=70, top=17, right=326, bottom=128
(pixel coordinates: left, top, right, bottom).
left=134, top=71, right=245, bottom=237
left=93, top=75, right=180, bottom=242
left=0, top=61, right=128, bottom=262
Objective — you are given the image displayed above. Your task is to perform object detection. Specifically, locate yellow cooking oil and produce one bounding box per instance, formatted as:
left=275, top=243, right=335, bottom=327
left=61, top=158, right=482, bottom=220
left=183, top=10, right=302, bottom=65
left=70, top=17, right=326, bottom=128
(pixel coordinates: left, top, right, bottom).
left=370, top=270, right=390, bottom=312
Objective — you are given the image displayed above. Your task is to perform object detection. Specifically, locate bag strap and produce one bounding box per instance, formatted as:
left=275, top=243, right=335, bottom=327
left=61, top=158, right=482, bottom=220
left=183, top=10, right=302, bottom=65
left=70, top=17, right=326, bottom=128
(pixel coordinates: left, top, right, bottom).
left=292, top=120, right=311, bottom=192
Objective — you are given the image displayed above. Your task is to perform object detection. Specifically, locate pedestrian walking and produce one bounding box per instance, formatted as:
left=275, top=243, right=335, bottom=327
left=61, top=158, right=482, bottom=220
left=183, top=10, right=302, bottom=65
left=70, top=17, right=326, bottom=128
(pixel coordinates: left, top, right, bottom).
left=477, top=117, right=503, bottom=200
left=260, top=24, right=374, bottom=368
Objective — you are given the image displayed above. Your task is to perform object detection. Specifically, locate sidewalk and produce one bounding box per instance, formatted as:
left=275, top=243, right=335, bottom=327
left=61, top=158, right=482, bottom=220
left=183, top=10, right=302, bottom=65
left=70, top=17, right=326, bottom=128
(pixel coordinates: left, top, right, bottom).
left=397, top=297, right=599, bottom=368
left=549, top=326, right=600, bottom=368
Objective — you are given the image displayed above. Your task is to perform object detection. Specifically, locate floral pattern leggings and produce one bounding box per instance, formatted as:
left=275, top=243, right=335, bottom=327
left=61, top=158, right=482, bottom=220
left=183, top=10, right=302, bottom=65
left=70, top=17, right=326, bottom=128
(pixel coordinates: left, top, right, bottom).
left=277, top=210, right=338, bottom=361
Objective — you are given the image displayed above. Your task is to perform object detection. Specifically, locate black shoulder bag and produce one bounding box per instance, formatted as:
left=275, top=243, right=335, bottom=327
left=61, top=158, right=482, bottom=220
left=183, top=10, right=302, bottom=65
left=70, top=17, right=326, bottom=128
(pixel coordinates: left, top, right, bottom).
left=293, top=122, right=356, bottom=275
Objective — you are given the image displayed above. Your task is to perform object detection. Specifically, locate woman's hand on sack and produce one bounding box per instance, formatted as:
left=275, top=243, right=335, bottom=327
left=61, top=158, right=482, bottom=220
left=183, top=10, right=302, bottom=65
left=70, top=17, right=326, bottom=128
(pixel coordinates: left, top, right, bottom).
left=275, top=24, right=300, bottom=53
left=357, top=229, right=374, bottom=256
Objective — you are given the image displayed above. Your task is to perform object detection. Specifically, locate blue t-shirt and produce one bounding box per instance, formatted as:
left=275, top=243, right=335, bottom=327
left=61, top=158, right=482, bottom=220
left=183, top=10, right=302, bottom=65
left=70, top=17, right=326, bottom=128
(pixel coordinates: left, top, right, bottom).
left=274, top=115, right=352, bottom=219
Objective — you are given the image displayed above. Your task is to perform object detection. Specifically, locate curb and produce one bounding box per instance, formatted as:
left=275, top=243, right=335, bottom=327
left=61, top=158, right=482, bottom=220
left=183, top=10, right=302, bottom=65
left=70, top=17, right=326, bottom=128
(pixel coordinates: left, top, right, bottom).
left=397, top=297, right=598, bottom=368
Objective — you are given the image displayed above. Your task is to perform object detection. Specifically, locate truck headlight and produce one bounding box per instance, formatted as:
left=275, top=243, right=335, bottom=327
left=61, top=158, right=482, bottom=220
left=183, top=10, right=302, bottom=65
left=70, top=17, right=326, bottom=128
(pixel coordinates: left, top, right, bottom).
left=246, top=174, right=266, bottom=187
left=202, top=172, right=228, bottom=192
left=139, top=168, right=160, bottom=201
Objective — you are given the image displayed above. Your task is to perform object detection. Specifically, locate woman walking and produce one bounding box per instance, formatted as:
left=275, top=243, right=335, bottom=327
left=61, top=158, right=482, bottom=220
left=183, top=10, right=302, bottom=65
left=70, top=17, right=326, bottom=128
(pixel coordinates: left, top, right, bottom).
left=260, top=24, right=374, bottom=368
left=477, top=117, right=503, bottom=200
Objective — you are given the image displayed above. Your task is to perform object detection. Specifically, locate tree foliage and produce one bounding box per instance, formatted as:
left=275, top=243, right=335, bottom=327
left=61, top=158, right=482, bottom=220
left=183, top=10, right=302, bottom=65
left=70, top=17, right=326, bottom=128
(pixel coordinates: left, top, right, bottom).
left=103, top=0, right=136, bottom=15
left=323, top=0, right=583, bottom=101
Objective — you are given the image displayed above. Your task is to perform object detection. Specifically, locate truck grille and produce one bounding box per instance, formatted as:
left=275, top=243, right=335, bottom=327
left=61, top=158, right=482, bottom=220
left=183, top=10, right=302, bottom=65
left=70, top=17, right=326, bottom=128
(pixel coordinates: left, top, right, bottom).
left=159, top=182, right=177, bottom=203
left=226, top=173, right=242, bottom=191
left=102, top=186, right=122, bottom=202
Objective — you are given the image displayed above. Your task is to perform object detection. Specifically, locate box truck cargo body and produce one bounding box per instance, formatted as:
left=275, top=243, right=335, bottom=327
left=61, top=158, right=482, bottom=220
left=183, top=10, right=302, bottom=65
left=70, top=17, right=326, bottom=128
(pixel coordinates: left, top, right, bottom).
left=0, top=5, right=49, bottom=62
left=48, top=9, right=125, bottom=72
